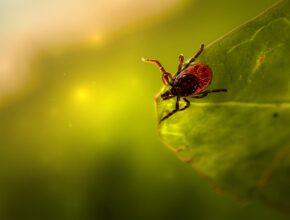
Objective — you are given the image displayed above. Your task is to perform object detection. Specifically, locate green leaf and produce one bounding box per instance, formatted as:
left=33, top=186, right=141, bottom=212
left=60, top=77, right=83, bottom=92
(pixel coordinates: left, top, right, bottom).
left=156, top=0, right=290, bottom=212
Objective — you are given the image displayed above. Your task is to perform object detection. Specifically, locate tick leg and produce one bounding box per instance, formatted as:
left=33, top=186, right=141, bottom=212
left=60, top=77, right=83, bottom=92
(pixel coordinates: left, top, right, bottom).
left=161, top=93, right=175, bottom=100
left=179, top=98, right=190, bottom=111
left=176, top=54, right=184, bottom=75
left=208, top=89, right=228, bottom=93
left=192, top=89, right=227, bottom=98
left=160, top=96, right=180, bottom=122
left=183, top=44, right=205, bottom=70
left=142, top=58, right=173, bottom=85
left=192, top=93, right=208, bottom=99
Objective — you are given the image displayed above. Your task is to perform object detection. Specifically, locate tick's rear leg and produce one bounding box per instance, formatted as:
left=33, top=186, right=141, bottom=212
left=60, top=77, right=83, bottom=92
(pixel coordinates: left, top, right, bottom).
left=179, top=98, right=190, bottom=111
left=183, top=44, right=205, bottom=70
left=192, top=89, right=227, bottom=98
left=142, top=58, right=173, bottom=85
left=160, top=96, right=180, bottom=122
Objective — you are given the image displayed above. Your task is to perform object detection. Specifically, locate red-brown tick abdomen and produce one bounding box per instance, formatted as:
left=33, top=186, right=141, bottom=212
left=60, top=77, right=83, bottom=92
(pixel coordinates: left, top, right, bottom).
left=181, top=63, right=213, bottom=94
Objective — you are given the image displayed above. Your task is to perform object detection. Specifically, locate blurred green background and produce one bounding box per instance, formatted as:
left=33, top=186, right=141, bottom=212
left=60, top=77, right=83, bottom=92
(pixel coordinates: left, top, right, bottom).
left=0, top=0, right=289, bottom=219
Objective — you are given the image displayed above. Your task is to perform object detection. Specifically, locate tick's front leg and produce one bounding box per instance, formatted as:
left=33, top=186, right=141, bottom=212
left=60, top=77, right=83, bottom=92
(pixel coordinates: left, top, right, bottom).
left=176, top=54, right=184, bottom=75
left=142, top=58, right=174, bottom=85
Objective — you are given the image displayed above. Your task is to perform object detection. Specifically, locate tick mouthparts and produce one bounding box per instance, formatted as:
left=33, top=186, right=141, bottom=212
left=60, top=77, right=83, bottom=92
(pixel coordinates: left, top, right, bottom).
left=161, top=90, right=173, bottom=100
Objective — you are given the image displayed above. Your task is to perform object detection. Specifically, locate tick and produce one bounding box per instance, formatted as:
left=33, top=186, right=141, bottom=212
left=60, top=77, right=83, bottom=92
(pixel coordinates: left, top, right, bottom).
left=142, top=44, right=227, bottom=122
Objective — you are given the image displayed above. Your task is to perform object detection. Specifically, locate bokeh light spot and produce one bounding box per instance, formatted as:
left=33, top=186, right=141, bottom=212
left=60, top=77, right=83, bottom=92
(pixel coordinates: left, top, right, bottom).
left=75, top=88, right=89, bottom=102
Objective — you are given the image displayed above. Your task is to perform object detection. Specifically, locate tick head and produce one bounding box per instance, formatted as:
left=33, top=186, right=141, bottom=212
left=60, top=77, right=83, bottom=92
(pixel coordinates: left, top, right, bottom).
left=161, top=89, right=174, bottom=100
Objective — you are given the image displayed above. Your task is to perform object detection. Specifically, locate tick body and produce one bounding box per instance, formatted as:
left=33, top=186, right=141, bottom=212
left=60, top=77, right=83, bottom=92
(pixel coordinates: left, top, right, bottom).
left=143, top=44, right=227, bottom=122
left=176, top=63, right=213, bottom=95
